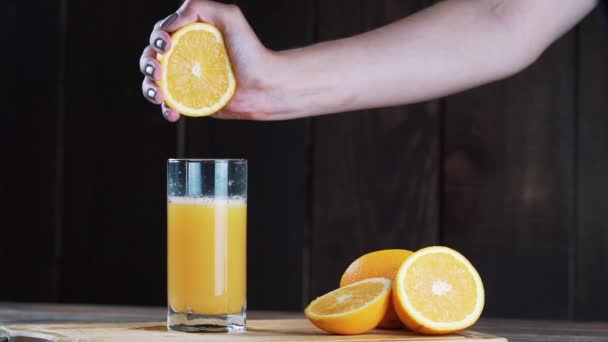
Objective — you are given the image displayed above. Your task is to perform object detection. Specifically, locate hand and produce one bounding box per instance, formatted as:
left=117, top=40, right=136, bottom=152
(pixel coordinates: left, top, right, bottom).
left=139, top=0, right=276, bottom=122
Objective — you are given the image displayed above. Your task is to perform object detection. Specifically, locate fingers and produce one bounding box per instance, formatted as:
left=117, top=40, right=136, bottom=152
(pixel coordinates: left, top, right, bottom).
left=161, top=103, right=180, bottom=122
left=142, top=80, right=180, bottom=122
left=147, top=2, right=200, bottom=57
left=142, top=78, right=163, bottom=105
left=149, top=28, right=172, bottom=55
left=162, top=1, right=246, bottom=34
left=139, top=46, right=161, bottom=80
left=148, top=0, right=203, bottom=57
left=157, top=1, right=199, bottom=33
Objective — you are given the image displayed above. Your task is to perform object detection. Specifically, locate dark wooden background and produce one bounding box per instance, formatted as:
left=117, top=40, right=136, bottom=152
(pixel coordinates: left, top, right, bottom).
left=5, top=0, right=607, bottom=321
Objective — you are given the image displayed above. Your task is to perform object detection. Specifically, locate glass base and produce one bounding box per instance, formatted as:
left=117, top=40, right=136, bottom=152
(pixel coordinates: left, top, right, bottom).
left=167, top=306, right=246, bottom=333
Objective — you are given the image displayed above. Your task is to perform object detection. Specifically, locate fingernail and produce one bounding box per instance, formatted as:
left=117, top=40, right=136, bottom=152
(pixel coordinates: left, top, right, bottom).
left=154, top=38, right=166, bottom=51
left=146, top=88, right=157, bottom=101
left=160, top=13, right=179, bottom=30
left=144, top=64, right=155, bottom=78
left=162, top=109, right=170, bottom=120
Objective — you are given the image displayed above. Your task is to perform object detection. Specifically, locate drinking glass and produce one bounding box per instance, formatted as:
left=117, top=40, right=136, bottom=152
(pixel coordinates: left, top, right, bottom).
left=167, top=159, right=247, bottom=332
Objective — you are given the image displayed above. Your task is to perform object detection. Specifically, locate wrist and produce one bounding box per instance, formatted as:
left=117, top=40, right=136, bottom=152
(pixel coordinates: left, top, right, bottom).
left=262, top=44, right=347, bottom=120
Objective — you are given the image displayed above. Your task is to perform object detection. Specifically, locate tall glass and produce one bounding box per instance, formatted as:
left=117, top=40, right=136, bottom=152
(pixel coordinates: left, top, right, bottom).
left=167, top=159, right=247, bottom=332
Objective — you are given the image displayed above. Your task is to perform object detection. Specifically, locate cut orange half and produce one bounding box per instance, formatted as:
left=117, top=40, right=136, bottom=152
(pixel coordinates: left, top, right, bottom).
left=393, top=246, right=485, bottom=334
left=304, top=278, right=391, bottom=335
left=158, top=23, right=236, bottom=117
left=339, top=249, right=413, bottom=329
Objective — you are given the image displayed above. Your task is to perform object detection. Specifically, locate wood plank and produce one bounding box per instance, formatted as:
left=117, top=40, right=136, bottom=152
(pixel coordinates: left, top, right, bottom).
left=311, top=1, right=441, bottom=300
left=1, top=304, right=606, bottom=341
left=59, top=0, right=178, bottom=305
left=1, top=320, right=506, bottom=342
left=0, top=303, right=299, bottom=324
left=442, top=32, right=577, bottom=319
left=183, top=0, right=315, bottom=310
left=575, top=7, right=608, bottom=321
left=2, top=0, right=63, bottom=302
left=472, top=319, right=608, bottom=342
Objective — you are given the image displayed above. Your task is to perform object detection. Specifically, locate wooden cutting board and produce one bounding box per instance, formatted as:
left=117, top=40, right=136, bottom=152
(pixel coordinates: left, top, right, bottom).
left=1, top=319, right=506, bottom=342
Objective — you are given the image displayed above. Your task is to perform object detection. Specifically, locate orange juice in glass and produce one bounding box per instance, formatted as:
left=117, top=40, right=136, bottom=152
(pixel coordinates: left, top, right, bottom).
left=167, top=159, right=247, bottom=332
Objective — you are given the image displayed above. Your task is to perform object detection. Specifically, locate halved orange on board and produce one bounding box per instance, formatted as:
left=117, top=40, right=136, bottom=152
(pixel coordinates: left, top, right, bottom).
left=393, top=246, right=485, bottom=334
left=158, top=23, right=236, bottom=116
left=340, top=249, right=413, bottom=329
left=304, top=278, right=391, bottom=335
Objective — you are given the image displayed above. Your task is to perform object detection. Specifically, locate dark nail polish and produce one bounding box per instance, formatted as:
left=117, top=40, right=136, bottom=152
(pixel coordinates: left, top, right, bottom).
left=144, top=64, right=155, bottom=78
left=162, top=109, right=170, bottom=120
left=146, top=88, right=157, bottom=101
left=160, top=13, right=179, bottom=30
left=154, top=38, right=166, bottom=51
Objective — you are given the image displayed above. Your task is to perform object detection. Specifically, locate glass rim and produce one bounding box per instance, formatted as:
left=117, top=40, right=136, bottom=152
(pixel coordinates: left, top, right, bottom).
left=168, top=158, right=247, bottom=163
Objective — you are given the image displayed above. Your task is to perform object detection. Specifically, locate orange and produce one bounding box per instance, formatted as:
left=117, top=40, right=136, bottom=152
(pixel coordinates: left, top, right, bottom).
left=158, top=23, right=236, bottom=116
left=340, top=249, right=413, bottom=328
left=304, top=278, right=391, bottom=335
left=393, top=246, right=485, bottom=334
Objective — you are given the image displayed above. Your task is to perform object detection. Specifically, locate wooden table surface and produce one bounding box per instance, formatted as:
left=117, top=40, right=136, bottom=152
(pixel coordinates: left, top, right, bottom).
left=1, top=303, right=607, bottom=342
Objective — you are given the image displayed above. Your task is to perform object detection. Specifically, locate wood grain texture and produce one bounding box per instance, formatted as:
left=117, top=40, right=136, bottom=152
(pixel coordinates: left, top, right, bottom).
left=183, top=0, right=315, bottom=310
left=1, top=320, right=506, bottom=342
left=442, top=32, right=577, bottom=319
left=575, top=7, right=608, bottom=321
left=1, top=304, right=606, bottom=341
left=58, top=0, right=178, bottom=305
left=311, top=0, right=441, bottom=300
left=476, top=319, right=608, bottom=342
left=0, top=303, right=299, bottom=324
left=2, top=0, right=63, bottom=302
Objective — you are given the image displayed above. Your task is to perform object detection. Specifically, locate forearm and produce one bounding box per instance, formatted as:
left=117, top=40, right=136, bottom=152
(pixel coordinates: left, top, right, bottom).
left=266, top=0, right=597, bottom=119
